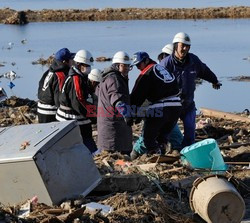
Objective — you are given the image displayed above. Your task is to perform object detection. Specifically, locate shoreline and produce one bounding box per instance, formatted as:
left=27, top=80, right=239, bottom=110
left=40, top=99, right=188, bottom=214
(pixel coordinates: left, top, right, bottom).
left=0, top=6, right=250, bottom=24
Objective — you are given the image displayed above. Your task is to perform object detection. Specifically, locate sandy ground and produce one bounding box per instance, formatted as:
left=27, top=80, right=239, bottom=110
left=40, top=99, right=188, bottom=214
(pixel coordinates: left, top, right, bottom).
left=0, top=6, right=250, bottom=24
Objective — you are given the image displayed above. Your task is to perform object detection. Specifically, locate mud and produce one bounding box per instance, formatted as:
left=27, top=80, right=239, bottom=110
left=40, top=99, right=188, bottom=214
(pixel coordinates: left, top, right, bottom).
left=0, top=7, right=250, bottom=24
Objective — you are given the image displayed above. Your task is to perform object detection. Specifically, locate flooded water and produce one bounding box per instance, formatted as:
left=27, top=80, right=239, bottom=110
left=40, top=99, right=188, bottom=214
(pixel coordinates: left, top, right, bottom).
left=1, top=0, right=250, bottom=10
left=0, top=18, right=250, bottom=112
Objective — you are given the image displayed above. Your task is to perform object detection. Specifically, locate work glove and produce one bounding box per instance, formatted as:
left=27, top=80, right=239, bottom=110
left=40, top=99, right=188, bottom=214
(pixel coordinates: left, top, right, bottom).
left=212, top=82, right=222, bottom=90
left=124, top=116, right=134, bottom=126
left=116, top=101, right=135, bottom=126
left=134, top=117, right=142, bottom=124
left=116, top=101, right=129, bottom=117
left=89, top=116, right=97, bottom=125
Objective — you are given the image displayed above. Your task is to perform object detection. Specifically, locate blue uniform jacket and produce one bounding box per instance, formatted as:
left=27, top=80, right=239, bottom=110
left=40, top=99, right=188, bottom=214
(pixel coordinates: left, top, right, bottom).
left=160, top=53, right=218, bottom=112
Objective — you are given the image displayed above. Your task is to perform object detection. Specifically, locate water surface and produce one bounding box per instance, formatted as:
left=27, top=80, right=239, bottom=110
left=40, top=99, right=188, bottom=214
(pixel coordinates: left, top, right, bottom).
left=0, top=19, right=249, bottom=112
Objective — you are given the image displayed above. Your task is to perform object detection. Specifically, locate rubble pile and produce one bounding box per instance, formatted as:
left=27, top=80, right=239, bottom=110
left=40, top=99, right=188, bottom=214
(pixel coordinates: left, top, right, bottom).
left=1, top=7, right=250, bottom=24
left=0, top=96, right=37, bottom=126
left=0, top=97, right=249, bottom=223
left=3, top=10, right=28, bottom=25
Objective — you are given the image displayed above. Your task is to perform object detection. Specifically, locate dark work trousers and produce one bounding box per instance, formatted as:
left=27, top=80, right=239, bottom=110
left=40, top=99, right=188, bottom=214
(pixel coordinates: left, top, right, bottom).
left=79, top=123, right=98, bottom=153
left=180, top=107, right=196, bottom=148
left=38, top=113, right=57, bottom=123
left=142, top=106, right=182, bottom=151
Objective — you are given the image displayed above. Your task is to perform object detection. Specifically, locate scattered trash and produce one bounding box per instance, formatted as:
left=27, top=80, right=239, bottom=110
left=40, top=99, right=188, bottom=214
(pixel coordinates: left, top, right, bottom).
left=95, top=56, right=112, bottom=62
left=21, top=39, right=27, bottom=44
left=20, top=140, right=30, bottom=150
left=82, top=202, right=113, bottom=216
left=180, top=138, right=228, bottom=172
left=8, top=81, right=15, bottom=89
left=0, top=97, right=250, bottom=222
left=0, top=70, right=18, bottom=81
left=17, top=200, right=31, bottom=218
left=3, top=70, right=17, bottom=81
left=196, top=118, right=211, bottom=129
left=115, top=159, right=132, bottom=167
left=0, top=87, right=7, bottom=102
left=7, top=42, right=14, bottom=50
left=190, top=174, right=246, bottom=223
left=243, top=108, right=250, bottom=116
left=230, top=75, right=250, bottom=82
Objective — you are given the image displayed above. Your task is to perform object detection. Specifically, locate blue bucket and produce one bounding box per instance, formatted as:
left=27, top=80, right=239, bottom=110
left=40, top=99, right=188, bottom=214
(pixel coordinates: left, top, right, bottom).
left=180, top=138, right=227, bottom=171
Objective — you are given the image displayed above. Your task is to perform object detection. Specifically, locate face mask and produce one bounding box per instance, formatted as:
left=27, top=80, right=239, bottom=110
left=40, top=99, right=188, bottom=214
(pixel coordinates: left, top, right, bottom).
left=81, top=66, right=91, bottom=75
left=84, top=66, right=91, bottom=75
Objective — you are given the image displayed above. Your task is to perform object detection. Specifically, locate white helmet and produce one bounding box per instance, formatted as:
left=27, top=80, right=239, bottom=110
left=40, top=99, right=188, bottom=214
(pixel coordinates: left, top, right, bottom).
left=112, top=51, right=131, bottom=65
left=74, top=49, right=94, bottom=66
left=161, top=43, right=173, bottom=55
left=88, top=68, right=102, bottom=82
left=173, top=32, right=191, bottom=45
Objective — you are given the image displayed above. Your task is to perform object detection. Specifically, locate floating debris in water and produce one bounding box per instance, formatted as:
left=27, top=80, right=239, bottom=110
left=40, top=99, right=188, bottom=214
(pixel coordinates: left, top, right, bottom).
left=7, top=42, right=14, bottom=50
left=0, top=87, right=7, bottom=102
left=243, top=56, right=250, bottom=61
left=229, top=75, right=250, bottom=82
left=8, top=81, right=15, bottom=89
left=96, top=56, right=112, bottom=62
left=32, top=55, right=54, bottom=66
left=21, top=39, right=27, bottom=44
left=3, top=70, right=17, bottom=81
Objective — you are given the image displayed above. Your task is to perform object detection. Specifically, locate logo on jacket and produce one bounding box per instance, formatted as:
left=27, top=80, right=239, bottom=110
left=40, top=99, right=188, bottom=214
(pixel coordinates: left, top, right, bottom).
left=42, top=71, right=53, bottom=91
left=153, top=64, right=175, bottom=83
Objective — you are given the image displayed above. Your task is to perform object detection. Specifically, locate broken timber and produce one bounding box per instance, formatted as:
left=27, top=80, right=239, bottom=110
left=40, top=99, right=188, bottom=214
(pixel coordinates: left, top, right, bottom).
left=200, top=107, right=250, bottom=123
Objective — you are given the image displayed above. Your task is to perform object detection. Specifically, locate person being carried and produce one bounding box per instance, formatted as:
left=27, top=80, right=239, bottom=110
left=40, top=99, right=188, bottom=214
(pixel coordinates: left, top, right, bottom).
left=37, top=48, right=75, bottom=123
left=160, top=32, right=221, bottom=147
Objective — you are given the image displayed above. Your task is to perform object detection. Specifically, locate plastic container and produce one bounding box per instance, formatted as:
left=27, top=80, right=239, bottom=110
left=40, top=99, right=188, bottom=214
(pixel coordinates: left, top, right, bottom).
left=180, top=138, right=227, bottom=171
left=190, top=175, right=245, bottom=223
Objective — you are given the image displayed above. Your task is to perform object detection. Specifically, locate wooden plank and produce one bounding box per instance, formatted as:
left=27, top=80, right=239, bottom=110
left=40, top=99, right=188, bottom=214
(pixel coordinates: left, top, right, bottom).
left=220, top=142, right=250, bottom=149
left=225, top=161, right=250, bottom=165
left=200, top=107, right=250, bottom=123
left=136, top=163, right=157, bottom=171
left=146, top=155, right=180, bottom=164
left=159, top=167, right=184, bottom=174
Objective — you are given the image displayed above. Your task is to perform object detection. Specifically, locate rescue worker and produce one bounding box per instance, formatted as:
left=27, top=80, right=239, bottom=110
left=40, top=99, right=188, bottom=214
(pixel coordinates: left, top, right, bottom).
left=86, top=68, right=103, bottom=125
left=97, top=51, right=133, bottom=154
left=157, top=43, right=173, bottom=62
left=37, top=48, right=74, bottom=123
left=56, top=49, right=98, bottom=153
left=158, top=43, right=184, bottom=151
left=160, top=32, right=222, bottom=147
left=87, top=68, right=102, bottom=107
left=130, top=51, right=182, bottom=159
